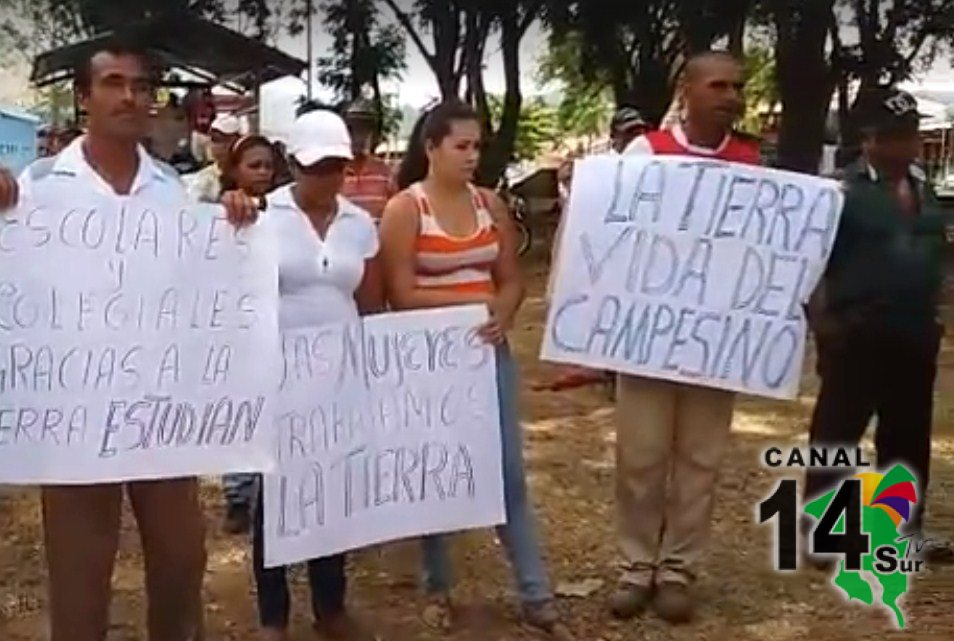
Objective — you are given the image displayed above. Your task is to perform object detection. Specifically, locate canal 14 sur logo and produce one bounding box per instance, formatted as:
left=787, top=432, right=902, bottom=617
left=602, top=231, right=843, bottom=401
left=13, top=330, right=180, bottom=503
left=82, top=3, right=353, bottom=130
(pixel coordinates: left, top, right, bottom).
left=757, top=446, right=926, bottom=629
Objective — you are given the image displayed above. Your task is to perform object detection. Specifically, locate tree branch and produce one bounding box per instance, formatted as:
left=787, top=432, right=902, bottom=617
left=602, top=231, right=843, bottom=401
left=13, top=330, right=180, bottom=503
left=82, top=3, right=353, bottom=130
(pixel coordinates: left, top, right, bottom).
left=517, top=0, right=543, bottom=38
left=382, top=0, right=435, bottom=67
left=902, top=26, right=932, bottom=69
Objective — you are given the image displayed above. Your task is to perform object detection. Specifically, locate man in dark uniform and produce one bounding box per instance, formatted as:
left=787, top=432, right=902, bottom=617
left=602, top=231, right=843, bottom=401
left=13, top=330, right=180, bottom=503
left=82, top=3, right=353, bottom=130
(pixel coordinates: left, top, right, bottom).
left=806, top=86, right=954, bottom=564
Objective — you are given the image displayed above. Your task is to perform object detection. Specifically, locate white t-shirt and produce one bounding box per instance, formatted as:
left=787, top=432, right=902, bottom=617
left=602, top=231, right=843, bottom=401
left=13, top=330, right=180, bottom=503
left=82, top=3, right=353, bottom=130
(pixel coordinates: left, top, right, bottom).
left=264, top=185, right=379, bottom=330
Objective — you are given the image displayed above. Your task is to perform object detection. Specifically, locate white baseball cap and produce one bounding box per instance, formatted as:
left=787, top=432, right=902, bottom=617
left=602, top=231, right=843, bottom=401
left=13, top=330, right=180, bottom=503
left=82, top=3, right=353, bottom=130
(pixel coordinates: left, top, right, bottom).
left=210, top=114, right=244, bottom=136
left=288, top=109, right=353, bottom=167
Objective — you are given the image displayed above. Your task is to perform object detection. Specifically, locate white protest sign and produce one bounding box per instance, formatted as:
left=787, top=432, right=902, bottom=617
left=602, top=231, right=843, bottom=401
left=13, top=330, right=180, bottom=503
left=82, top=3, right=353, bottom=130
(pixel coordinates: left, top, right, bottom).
left=263, top=306, right=504, bottom=567
left=542, top=154, right=844, bottom=399
left=0, top=192, right=279, bottom=483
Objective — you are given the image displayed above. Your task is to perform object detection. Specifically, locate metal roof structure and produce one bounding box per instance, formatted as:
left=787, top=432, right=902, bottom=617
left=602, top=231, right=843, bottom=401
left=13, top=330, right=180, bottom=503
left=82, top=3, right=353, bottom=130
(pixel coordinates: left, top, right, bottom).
left=0, top=107, right=41, bottom=124
left=31, top=15, right=306, bottom=92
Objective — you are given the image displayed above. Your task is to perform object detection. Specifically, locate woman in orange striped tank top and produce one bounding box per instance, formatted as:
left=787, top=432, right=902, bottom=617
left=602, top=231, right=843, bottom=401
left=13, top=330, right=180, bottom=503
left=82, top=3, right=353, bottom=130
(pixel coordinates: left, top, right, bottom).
left=379, top=103, right=572, bottom=638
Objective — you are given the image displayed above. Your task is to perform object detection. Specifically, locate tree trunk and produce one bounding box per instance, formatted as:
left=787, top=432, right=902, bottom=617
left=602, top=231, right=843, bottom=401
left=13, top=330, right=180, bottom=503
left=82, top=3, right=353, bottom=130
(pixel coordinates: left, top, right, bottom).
left=477, top=8, right=522, bottom=187
left=728, top=17, right=745, bottom=57
left=773, top=0, right=835, bottom=173
left=370, top=72, right=385, bottom=150
left=431, top=1, right=464, bottom=99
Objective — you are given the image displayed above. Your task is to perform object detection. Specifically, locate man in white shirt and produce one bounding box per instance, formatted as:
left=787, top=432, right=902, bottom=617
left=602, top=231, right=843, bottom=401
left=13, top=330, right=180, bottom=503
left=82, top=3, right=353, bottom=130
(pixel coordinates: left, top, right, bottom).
left=0, top=39, right=226, bottom=641
left=184, top=113, right=244, bottom=203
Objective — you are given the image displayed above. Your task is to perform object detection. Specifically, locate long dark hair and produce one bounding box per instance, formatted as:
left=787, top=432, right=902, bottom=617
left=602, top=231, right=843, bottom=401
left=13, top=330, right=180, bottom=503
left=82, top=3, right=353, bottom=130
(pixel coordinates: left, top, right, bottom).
left=219, top=135, right=276, bottom=194
left=396, top=101, right=479, bottom=190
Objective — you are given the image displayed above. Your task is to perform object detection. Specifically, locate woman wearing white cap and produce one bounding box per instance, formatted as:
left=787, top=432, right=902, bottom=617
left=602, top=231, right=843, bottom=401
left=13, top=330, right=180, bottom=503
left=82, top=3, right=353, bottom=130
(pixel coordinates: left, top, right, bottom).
left=225, top=108, right=383, bottom=641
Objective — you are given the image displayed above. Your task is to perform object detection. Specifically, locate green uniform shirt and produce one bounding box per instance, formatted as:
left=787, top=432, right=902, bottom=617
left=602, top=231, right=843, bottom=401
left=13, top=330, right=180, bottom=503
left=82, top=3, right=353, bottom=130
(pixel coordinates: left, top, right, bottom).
left=824, top=159, right=953, bottom=334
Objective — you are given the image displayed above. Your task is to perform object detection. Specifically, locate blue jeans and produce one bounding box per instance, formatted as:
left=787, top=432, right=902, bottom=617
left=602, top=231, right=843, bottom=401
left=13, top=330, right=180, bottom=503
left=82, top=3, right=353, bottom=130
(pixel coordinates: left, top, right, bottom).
left=421, top=345, right=552, bottom=604
left=223, top=473, right=257, bottom=508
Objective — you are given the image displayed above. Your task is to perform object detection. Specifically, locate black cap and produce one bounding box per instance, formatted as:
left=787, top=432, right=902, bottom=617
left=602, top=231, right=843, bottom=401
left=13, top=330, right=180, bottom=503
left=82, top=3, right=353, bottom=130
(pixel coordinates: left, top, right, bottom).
left=854, top=86, right=925, bottom=133
left=611, top=107, right=647, bottom=133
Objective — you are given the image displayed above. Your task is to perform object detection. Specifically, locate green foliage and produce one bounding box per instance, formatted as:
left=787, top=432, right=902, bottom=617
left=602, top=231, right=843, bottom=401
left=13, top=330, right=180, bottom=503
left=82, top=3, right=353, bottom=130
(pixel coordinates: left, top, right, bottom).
left=489, top=95, right=558, bottom=160
left=0, top=0, right=297, bottom=56
left=740, top=45, right=779, bottom=133
left=316, top=0, right=406, bottom=101
left=315, top=0, right=407, bottom=139
left=542, top=0, right=751, bottom=122
left=0, top=0, right=88, bottom=59
left=27, top=85, right=75, bottom=126
left=537, top=31, right=612, bottom=139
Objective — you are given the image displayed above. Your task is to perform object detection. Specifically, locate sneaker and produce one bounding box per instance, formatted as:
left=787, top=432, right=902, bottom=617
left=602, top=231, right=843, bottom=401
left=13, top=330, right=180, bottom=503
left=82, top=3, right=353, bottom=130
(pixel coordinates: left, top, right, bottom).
left=652, top=582, right=693, bottom=624
left=222, top=504, right=251, bottom=535
left=609, top=583, right=653, bottom=619
left=522, top=601, right=575, bottom=640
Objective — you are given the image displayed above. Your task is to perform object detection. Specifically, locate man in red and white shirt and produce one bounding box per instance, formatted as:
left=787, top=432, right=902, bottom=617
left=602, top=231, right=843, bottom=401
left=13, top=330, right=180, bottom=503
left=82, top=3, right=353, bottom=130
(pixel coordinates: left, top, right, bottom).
left=341, top=99, right=396, bottom=222
left=611, top=50, right=760, bottom=625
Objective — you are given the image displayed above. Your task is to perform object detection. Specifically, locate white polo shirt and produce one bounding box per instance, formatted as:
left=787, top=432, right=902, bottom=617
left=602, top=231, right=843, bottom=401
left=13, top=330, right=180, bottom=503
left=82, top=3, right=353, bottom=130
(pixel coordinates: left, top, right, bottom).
left=264, top=185, right=378, bottom=330
left=18, top=136, right=185, bottom=203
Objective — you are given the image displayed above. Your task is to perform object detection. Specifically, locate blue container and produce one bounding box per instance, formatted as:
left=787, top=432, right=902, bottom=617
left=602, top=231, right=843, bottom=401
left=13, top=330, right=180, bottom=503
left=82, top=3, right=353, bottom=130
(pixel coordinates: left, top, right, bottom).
left=0, top=107, right=39, bottom=175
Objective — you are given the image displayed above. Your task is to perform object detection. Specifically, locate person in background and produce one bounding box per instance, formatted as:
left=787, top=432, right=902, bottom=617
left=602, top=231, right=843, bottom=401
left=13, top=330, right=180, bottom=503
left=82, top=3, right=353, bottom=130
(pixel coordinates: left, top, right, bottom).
left=341, top=98, right=396, bottom=222
left=37, top=126, right=53, bottom=157
left=0, top=38, right=261, bottom=641
left=611, top=50, right=759, bottom=625
left=218, top=134, right=278, bottom=535
left=610, top=107, right=649, bottom=154
left=805, top=86, right=954, bottom=565
left=169, top=138, right=201, bottom=175
left=380, top=102, right=572, bottom=639
left=223, top=110, right=384, bottom=641
left=186, top=113, right=244, bottom=202
left=271, top=141, right=293, bottom=188
left=220, top=135, right=276, bottom=200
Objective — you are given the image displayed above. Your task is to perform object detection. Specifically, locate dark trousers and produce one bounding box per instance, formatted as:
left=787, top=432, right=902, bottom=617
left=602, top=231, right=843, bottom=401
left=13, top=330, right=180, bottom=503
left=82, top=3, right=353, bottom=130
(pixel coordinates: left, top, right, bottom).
left=252, top=489, right=346, bottom=628
left=804, top=326, right=941, bottom=534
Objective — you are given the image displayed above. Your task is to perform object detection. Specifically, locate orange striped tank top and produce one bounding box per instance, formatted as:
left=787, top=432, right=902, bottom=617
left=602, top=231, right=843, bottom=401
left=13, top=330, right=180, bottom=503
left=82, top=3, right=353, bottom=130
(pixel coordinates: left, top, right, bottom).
left=410, top=182, right=500, bottom=295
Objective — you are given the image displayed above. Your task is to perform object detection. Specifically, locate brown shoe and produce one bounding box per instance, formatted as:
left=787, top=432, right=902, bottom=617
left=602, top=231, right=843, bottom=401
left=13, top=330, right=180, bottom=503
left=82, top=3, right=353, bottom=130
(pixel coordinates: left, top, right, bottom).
left=522, top=601, right=575, bottom=640
left=609, top=583, right=653, bottom=620
left=421, top=593, right=454, bottom=632
left=652, top=582, right=693, bottom=624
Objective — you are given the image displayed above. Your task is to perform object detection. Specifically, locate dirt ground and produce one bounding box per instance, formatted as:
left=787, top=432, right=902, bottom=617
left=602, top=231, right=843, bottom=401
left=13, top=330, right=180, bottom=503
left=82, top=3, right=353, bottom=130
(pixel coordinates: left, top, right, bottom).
left=2, top=254, right=954, bottom=641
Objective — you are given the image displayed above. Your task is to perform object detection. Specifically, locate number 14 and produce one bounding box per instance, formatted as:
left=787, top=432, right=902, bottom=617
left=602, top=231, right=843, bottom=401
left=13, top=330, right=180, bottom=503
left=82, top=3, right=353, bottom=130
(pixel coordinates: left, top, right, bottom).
left=758, top=479, right=869, bottom=571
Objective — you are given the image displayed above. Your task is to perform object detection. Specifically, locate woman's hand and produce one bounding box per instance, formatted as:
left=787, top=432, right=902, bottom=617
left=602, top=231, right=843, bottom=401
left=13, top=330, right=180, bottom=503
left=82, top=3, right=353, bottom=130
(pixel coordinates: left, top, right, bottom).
left=0, top=166, right=18, bottom=212
left=477, top=297, right=514, bottom=346
left=477, top=316, right=507, bottom=345
left=221, top=189, right=260, bottom=228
